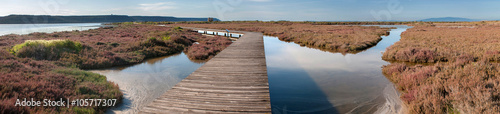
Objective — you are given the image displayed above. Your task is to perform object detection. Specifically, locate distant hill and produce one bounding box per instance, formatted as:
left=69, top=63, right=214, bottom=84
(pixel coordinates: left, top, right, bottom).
left=418, top=17, right=480, bottom=22
left=0, top=15, right=220, bottom=24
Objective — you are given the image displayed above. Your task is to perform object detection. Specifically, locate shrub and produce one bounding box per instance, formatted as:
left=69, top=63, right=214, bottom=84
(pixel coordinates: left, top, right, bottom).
left=53, top=68, right=122, bottom=112
left=0, top=49, right=13, bottom=59
left=10, top=39, right=82, bottom=60
left=148, top=37, right=157, bottom=41
left=96, top=42, right=105, bottom=45
left=11, top=39, right=82, bottom=54
left=381, top=21, right=500, bottom=113
left=173, top=26, right=183, bottom=31
left=384, top=60, right=500, bottom=113
left=72, top=107, right=95, bottom=114
left=53, top=68, right=107, bottom=83
left=0, top=57, right=121, bottom=113
left=0, top=98, right=28, bottom=113
left=109, top=42, right=120, bottom=47
left=162, top=36, right=171, bottom=41
left=384, top=48, right=440, bottom=63
left=186, top=36, right=232, bottom=60
left=383, top=21, right=500, bottom=63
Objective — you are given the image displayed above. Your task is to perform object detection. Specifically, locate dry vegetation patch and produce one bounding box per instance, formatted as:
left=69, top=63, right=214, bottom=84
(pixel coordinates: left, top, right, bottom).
left=10, top=39, right=83, bottom=60
left=0, top=49, right=122, bottom=113
left=384, top=60, right=500, bottom=113
left=0, top=24, right=232, bottom=113
left=185, top=36, right=232, bottom=60
left=170, top=22, right=391, bottom=54
left=383, top=21, right=500, bottom=113
left=1, top=24, right=231, bottom=69
left=383, top=21, right=500, bottom=63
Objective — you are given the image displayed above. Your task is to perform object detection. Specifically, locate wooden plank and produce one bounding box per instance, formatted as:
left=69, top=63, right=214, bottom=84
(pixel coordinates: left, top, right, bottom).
left=140, top=28, right=271, bottom=113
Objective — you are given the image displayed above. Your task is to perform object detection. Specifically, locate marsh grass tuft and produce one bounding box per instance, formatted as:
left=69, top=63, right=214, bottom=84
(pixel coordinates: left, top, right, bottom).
left=382, top=21, right=500, bottom=113
left=10, top=39, right=83, bottom=60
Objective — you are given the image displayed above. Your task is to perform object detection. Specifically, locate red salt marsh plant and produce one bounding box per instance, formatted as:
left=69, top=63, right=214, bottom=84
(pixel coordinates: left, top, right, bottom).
left=383, top=60, right=500, bottom=114
left=383, top=21, right=500, bottom=63
left=185, top=36, right=232, bottom=60
left=0, top=24, right=232, bottom=113
left=170, top=21, right=391, bottom=54
left=1, top=24, right=230, bottom=69
left=0, top=49, right=122, bottom=113
left=382, top=21, right=500, bottom=114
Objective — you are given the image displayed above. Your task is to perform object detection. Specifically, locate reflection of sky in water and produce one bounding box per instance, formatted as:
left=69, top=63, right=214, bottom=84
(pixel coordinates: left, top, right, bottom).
left=0, top=23, right=102, bottom=36
left=90, top=53, right=204, bottom=114
left=265, top=25, right=411, bottom=113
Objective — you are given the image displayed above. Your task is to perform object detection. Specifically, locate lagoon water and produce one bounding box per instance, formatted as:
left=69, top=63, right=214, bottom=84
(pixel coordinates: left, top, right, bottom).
left=1, top=23, right=411, bottom=114
left=0, top=23, right=102, bottom=36
left=265, top=25, right=411, bottom=114
left=90, top=53, right=204, bottom=114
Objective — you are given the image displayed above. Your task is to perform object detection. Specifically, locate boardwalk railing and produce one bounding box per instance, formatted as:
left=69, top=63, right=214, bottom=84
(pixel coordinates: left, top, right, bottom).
left=140, top=28, right=271, bottom=113
left=196, top=30, right=243, bottom=38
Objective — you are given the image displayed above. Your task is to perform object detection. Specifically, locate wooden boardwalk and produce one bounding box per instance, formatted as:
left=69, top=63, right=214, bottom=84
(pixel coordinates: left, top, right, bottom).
left=140, top=28, right=271, bottom=113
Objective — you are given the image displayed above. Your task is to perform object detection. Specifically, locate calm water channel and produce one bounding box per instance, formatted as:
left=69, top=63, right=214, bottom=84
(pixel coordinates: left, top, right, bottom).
left=265, top=25, right=411, bottom=114
left=90, top=53, right=204, bottom=114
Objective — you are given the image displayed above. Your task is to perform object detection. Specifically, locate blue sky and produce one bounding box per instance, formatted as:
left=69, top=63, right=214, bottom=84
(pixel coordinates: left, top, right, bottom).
left=1, top=0, right=499, bottom=21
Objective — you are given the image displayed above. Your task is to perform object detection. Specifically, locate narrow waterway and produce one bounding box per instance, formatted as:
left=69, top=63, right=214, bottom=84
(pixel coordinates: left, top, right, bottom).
left=265, top=25, right=411, bottom=114
left=90, top=53, right=204, bottom=114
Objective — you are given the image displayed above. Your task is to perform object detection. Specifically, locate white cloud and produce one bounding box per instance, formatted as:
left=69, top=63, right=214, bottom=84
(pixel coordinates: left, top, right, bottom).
left=138, top=2, right=176, bottom=11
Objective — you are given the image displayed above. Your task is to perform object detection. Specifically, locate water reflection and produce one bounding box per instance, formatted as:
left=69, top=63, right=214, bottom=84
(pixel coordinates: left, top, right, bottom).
left=0, top=23, right=102, bottom=36
left=90, top=53, right=204, bottom=114
left=265, top=25, right=411, bottom=114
